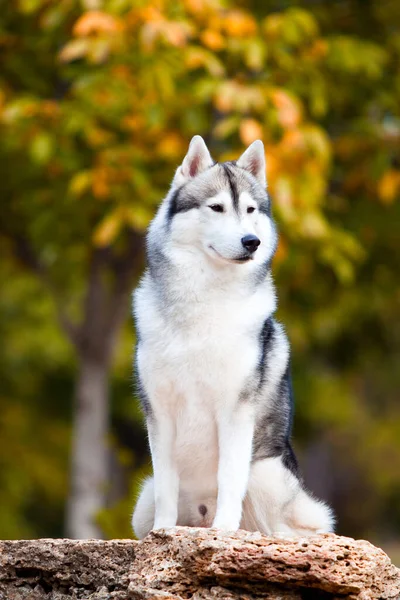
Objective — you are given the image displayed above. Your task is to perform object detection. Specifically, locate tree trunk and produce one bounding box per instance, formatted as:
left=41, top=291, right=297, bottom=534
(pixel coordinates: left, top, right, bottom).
left=64, top=236, right=143, bottom=538
left=65, top=357, right=109, bottom=539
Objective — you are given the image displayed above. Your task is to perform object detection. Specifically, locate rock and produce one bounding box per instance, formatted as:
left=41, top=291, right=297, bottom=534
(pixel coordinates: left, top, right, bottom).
left=0, top=528, right=399, bottom=599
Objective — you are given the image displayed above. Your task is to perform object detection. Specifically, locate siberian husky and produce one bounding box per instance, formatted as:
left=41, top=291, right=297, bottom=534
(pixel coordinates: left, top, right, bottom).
left=132, top=136, right=334, bottom=538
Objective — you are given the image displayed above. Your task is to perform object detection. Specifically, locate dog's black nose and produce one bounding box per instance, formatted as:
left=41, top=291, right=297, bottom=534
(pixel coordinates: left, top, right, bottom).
left=241, top=234, right=260, bottom=253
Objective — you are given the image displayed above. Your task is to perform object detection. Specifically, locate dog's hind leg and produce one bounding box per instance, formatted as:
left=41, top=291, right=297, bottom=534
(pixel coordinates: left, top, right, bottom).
left=132, top=476, right=155, bottom=539
left=241, top=457, right=334, bottom=536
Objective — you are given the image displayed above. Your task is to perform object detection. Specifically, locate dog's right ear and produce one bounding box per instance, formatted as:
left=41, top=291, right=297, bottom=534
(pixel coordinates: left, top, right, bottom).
left=236, top=140, right=266, bottom=187
left=174, top=136, right=214, bottom=185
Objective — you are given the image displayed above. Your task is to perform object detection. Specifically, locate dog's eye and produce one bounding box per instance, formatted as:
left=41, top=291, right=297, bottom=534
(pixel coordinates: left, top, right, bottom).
left=247, top=206, right=256, bottom=214
left=209, top=204, right=224, bottom=213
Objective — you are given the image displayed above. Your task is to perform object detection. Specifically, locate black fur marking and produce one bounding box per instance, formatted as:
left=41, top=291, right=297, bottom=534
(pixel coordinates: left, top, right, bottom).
left=167, top=188, right=182, bottom=221
left=279, top=364, right=299, bottom=476
left=167, top=186, right=200, bottom=221
left=251, top=366, right=300, bottom=476
left=251, top=184, right=271, bottom=216
left=282, top=362, right=295, bottom=436
left=258, top=198, right=271, bottom=217
left=257, top=317, right=274, bottom=391
left=282, top=442, right=299, bottom=476
left=231, top=162, right=271, bottom=215
left=222, top=163, right=240, bottom=213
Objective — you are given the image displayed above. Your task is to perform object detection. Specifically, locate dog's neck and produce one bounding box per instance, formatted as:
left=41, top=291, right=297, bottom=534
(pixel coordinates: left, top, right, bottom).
left=147, top=243, right=277, bottom=324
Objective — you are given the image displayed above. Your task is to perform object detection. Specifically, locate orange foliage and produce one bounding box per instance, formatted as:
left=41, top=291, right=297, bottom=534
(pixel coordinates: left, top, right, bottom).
left=200, top=29, right=225, bottom=50
left=239, top=119, right=263, bottom=145
left=270, top=89, right=303, bottom=129
left=222, top=11, right=257, bottom=37
left=377, top=170, right=400, bottom=204
left=73, top=11, right=124, bottom=37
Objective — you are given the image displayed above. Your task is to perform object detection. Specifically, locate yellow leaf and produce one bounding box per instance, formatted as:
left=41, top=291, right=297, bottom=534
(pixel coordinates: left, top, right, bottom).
left=302, top=125, right=331, bottom=168
left=214, top=81, right=264, bottom=113
left=59, top=39, right=89, bottom=63
left=184, top=0, right=211, bottom=15
left=157, top=133, right=185, bottom=158
left=87, top=38, right=112, bottom=64
left=139, top=6, right=163, bottom=23
left=280, top=129, right=306, bottom=154
left=263, top=14, right=282, bottom=39
left=30, top=132, right=54, bottom=165
left=213, top=115, right=240, bottom=139
left=163, top=21, right=192, bottom=47
left=274, top=237, right=288, bottom=265
left=141, top=20, right=192, bottom=50
left=214, top=81, right=237, bottom=112
left=239, top=119, right=263, bottom=145
left=244, top=39, right=266, bottom=70
left=270, top=89, right=302, bottom=129
left=377, top=170, right=400, bottom=204
left=200, top=29, right=225, bottom=51
left=273, top=176, right=295, bottom=220
left=93, top=211, right=122, bottom=246
left=300, top=212, right=329, bottom=239
left=92, top=168, right=110, bottom=199
left=69, top=171, right=92, bottom=198
left=265, top=151, right=280, bottom=181
left=186, top=47, right=225, bottom=77
left=124, top=206, right=152, bottom=232
left=222, top=11, right=257, bottom=37
left=85, top=126, right=113, bottom=148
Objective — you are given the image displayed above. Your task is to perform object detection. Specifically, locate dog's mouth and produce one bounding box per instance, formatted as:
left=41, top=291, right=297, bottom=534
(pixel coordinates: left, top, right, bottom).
left=209, top=246, right=252, bottom=264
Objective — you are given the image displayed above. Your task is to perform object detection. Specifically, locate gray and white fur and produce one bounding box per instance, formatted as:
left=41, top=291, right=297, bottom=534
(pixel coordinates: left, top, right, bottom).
left=132, top=136, right=334, bottom=538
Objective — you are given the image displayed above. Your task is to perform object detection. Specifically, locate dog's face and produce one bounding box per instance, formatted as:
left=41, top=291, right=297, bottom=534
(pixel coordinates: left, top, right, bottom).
left=163, top=136, right=277, bottom=269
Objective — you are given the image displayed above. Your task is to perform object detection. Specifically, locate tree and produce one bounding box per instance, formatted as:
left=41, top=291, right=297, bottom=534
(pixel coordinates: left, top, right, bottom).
left=0, top=0, right=399, bottom=543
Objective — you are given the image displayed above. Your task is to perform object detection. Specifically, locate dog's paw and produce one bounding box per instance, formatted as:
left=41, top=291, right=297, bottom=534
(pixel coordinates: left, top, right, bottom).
left=153, top=519, right=178, bottom=531
left=211, top=518, right=240, bottom=531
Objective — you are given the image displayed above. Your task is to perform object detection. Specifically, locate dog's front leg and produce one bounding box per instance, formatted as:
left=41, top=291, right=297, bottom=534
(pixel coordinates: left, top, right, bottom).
left=212, top=404, right=255, bottom=531
left=147, top=414, right=179, bottom=530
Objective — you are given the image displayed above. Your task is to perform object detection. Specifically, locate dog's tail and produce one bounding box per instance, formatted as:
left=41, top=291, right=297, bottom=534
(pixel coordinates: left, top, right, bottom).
left=241, top=457, right=335, bottom=535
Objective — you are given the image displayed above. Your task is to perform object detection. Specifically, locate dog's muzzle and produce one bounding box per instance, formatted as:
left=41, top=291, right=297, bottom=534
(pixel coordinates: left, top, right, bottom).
left=241, top=234, right=260, bottom=253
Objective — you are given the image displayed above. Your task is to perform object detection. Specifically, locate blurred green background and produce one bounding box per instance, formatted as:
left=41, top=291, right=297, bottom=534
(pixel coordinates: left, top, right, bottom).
left=0, top=0, right=399, bottom=561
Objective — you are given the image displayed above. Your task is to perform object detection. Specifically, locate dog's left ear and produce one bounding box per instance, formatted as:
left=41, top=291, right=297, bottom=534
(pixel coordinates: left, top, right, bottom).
left=237, top=140, right=266, bottom=187
left=175, top=135, right=214, bottom=184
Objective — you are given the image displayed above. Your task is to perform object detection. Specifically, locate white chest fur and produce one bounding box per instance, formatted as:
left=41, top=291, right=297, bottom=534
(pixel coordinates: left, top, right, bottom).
left=135, top=265, right=275, bottom=494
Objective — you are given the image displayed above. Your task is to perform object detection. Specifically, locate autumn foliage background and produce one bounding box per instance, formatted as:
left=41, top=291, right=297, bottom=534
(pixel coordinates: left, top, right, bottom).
left=0, top=0, right=399, bottom=559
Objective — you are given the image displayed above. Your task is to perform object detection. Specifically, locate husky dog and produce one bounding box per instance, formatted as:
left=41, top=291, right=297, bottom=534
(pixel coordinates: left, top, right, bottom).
left=132, top=136, right=334, bottom=539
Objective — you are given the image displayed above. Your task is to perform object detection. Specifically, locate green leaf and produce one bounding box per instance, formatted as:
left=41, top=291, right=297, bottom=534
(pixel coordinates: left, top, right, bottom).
left=29, top=133, right=54, bottom=165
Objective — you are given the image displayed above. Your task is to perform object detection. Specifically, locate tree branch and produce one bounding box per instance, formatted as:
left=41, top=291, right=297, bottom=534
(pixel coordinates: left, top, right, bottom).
left=1, top=226, right=144, bottom=357
left=2, top=231, right=81, bottom=346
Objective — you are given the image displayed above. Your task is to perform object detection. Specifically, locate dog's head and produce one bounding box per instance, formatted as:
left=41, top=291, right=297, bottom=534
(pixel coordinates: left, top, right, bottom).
left=152, top=136, right=277, bottom=271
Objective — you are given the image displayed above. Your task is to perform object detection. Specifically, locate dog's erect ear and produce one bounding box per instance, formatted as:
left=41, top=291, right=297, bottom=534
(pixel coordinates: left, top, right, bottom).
left=236, top=140, right=266, bottom=187
left=175, top=136, right=214, bottom=183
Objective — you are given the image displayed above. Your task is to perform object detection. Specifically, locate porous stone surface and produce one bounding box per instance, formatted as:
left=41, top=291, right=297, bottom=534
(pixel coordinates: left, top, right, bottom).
left=0, top=528, right=399, bottom=600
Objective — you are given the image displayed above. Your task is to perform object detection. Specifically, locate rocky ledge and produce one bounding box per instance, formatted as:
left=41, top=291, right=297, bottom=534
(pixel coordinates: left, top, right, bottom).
left=0, top=528, right=399, bottom=599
